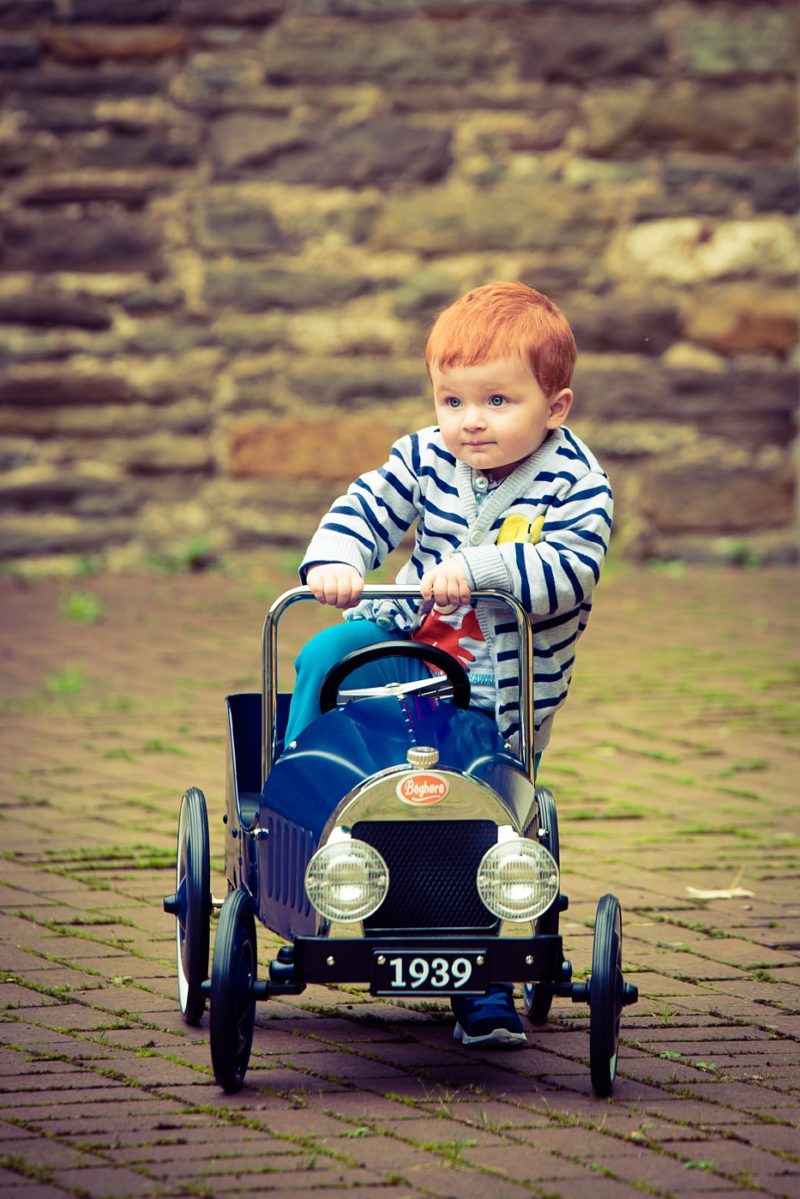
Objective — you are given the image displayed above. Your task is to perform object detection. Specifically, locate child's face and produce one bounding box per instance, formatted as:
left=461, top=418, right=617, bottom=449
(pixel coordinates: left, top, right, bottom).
left=430, top=355, right=573, bottom=480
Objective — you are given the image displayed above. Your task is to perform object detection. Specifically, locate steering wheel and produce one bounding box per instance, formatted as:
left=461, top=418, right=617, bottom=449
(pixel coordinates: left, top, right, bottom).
left=319, top=641, right=471, bottom=714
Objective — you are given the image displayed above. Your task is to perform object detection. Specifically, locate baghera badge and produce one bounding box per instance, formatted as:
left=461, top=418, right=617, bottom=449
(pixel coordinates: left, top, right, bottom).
left=396, top=772, right=449, bottom=806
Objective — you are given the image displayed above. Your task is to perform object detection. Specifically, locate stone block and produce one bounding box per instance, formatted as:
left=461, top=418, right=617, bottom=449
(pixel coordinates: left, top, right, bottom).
left=392, top=270, right=461, bottom=320
left=611, top=217, right=797, bottom=285
left=519, top=10, right=666, bottom=81
left=123, top=435, right=214, bottom=476
left=178, top=0, right=285, bottom=24
left=685, top=285, right=798, bottom=356
left=0, top=370, right=141, bottom=408
left=203, top=474, right=337, bottom=516
left=647, top=529, right=796, bottom=565
left=224, top=355, right=429, bottom=417
left=0, top=513, right=135, bottom=556
left=0, top=462, right=123, bottom=505
left=586, top=81, right=797, bottom=156
left=0, top=291, right=112, bottom=331
left=18, top=97, right=100, bottom=132
left=173, top=51, right=266, bottom=113
left=20, top=178, right=153, bottom=209
left=0, top=0, right=54, bottom=22
left=753, top=163, right=800, bottom=214
left=209, top=113, right=308, bottom=174
left=283, top=358, right=425, bottom=408
left=226, top=415, right=405, bottom=480
left=217, top=114, right=453, bottom=188
left=571, top=417, right=700, bottom=462
left=119, top=284, right=183, bottom=314
left=635, top=529, right=799, bottom=566
left=635, top=159, right=800, bottom=219
left=455, top=103, right=575, bottom=157
left=0, top=214, right=162, bottom=274
left=123, top=319, right=212, bottom=356
left=572, top=357, right=797, bottom=448
left=262, top=16, right=508, bottom=86
left=207, top=314, right=289, bottom=355
left=304, top=0, right=636, bottom=11
left=674, top=6, right=797, bottom=77
left=9, top=61, right=169, bottom=96
left=202, top=478, right=336, bottom=548
left=517, top=254, right=614, bottom=298
left=0, top=32, right=41, bottom=67
left=568, top=292, right=682, bottom=356
left=204, top=265, right=381, bottom=312
left=285, top=308, right=404, bottom=358
left=639, top=452, right=795, bottom=535
left=0, top=398, right=210, bottom=439
left=39, top=25, right=188, bottom=64
left=76, top=128, right=199, bottom=169
left=70, top=0, right=177, bottom=21
left=0, top=463, right=134, bottom=511
left=0, top=140, right=50, bottom=180
left=373, top=181, right=613, bottom=253
left=196, top=197, right=291, bottom=254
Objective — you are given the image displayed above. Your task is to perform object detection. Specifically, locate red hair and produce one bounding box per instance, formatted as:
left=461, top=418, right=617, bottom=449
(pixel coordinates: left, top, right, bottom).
left=425, top=281, right=576, bottom=397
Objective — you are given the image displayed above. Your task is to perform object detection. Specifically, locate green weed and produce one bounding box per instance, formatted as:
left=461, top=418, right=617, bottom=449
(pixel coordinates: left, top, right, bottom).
left=142, top=738, right=187, bottom=756
left=46, top=664, right=86, bottom=695
left=0, top=1155, right=54, bottom=1184
left=147, top=535, right=220, bottom=575
left=61, top=590, right=103, bottom=623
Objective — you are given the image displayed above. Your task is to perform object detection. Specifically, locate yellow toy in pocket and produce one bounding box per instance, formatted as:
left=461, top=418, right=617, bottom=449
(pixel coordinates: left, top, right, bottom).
left=496, top=513, right=545, bottom=545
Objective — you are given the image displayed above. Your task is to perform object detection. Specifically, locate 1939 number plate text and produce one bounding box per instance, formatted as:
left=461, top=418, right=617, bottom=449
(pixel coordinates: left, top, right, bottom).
left=372, top=949, right=488, bottom=996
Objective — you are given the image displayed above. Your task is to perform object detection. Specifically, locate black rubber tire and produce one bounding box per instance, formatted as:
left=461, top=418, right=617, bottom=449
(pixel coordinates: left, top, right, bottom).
left=318, top=640, right=471, bottom=713
left=589, top=893, right=623, bottom=1098
left=523, top=786, right=560, bottom=1024
left=209, top=889, right=257, bottom=1093
left=174, top=787, right=211, bottom=1026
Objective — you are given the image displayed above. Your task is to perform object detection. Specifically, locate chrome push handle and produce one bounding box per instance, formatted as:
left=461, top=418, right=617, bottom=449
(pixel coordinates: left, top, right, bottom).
left=261, top=585, right=535, bottom=784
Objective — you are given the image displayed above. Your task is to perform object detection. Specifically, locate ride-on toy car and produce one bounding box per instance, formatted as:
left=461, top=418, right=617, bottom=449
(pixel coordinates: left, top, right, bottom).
left=164, top=585, right=638, bottom=1095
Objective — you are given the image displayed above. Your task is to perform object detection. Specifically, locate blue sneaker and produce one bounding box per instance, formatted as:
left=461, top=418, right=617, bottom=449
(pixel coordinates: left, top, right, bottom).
left=452, top=985, right=527, bottom=1048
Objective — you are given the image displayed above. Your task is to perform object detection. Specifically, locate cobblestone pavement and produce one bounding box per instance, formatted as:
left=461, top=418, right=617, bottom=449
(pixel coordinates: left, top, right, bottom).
left=1, top=555, right=798, bottom=1199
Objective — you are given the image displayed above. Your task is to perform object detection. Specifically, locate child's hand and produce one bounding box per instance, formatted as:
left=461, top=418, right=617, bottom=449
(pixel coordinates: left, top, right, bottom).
left=306, top=563, right=364, bottom=608
left=420, top=559, right=472, bottom=608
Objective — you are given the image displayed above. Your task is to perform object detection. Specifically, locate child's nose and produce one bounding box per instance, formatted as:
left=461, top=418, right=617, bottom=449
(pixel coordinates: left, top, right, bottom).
left=462, top=405, right=486, bottom=429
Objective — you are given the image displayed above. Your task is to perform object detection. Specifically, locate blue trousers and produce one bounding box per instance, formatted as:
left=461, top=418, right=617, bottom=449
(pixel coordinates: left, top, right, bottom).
left=283, top=618, right=542, bottom=778
left=283, top=620, right=431, bottom=748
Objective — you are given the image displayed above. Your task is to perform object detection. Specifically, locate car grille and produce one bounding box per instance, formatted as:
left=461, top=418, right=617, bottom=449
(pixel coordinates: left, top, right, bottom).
left=352, top=819, right=499, bottom=933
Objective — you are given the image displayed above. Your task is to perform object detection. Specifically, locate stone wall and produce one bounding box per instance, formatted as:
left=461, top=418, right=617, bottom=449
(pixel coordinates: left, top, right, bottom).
left=0, top=0, right=797, bottom=572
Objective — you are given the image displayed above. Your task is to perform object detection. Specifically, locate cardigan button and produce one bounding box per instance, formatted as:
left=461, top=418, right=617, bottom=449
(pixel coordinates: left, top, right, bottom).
left=469, top=530, right=482, bottom=545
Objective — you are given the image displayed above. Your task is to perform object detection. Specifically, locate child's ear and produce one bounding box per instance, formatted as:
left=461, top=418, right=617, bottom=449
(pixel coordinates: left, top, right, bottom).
left=546, top=388, right=573, bottom=429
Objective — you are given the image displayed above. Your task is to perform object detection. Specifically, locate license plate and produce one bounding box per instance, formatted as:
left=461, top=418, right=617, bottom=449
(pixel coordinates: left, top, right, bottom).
left=372, top=949, right=488, bottom=996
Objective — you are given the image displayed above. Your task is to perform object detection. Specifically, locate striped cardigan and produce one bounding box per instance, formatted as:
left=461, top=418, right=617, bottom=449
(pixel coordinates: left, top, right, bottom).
left=301, top=425, right=613, bottom=753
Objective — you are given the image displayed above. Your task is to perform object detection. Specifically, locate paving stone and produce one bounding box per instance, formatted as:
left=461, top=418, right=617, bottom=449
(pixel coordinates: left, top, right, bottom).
left=51, top=1165, right=167, bottom=1196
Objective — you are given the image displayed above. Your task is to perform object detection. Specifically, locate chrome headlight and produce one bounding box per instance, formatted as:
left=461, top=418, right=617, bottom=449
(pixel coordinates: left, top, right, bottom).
left=477, top=838, right=559, bottom=921
left=305, top=838, right=389, bottom=922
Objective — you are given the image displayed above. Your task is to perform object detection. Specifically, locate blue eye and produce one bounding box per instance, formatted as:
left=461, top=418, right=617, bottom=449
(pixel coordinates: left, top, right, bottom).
left=445, top=396, right=461, bottom=408
left=488, top=394, right=507, bottom=407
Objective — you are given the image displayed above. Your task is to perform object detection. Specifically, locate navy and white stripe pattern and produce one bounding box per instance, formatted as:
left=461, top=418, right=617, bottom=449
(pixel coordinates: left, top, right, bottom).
left=301, top=426, right=613, bottom=752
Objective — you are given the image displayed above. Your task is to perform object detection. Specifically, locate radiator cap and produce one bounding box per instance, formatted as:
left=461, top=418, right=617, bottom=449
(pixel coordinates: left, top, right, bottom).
left=406, top=746, right=439, bottom=769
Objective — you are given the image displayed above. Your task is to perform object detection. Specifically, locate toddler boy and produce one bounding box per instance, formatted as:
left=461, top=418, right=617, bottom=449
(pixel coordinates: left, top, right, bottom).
left=285, top=281, right=613, bottom=1046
